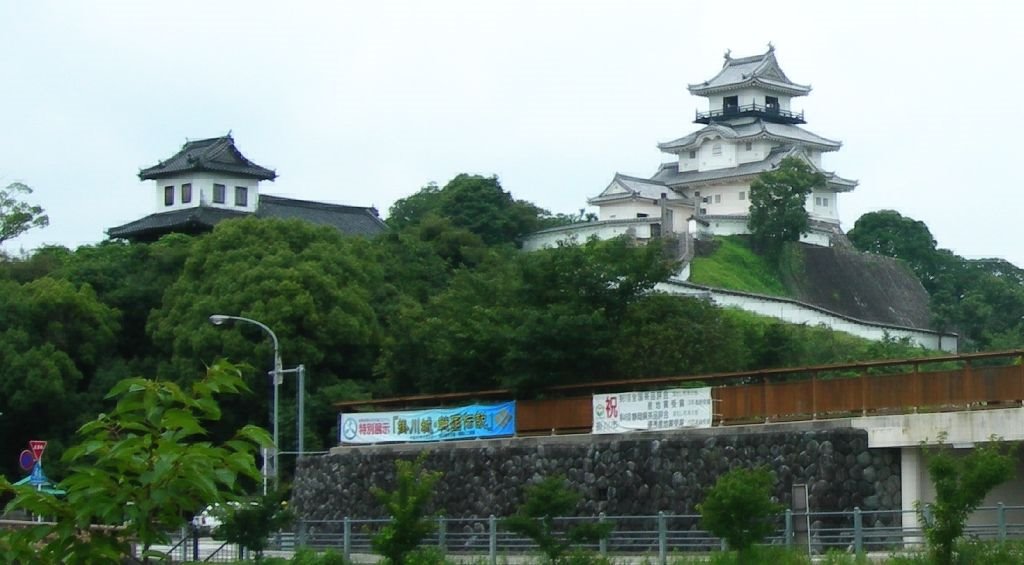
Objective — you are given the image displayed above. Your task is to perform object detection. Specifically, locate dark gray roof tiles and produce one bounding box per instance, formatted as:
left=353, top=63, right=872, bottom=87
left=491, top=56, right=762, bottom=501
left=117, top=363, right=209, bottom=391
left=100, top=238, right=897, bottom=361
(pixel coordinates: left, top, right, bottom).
left=139, top=135, right=277, bottom=181
left=588, top=173, right=695, bottom=206
left=107, top=194, right=387, bottom=241
left=657, top=120, right=841, bottom=152
left=256, top=194, right=387, bottom=236
left=652, top=145, right=795, bottom=186
left=651, top=145, right=857, bottom=192
left=688, top=48, right=811, bottom=96
left=106, top=206, right=247, bottom=240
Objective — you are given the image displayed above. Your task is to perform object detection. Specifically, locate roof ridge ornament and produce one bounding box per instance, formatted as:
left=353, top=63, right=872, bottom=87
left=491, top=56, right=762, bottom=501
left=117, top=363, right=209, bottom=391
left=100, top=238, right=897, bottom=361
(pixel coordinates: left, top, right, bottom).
left=767, top=41, right=775, bottom=53
left=723, top=48, right=731, bottom=62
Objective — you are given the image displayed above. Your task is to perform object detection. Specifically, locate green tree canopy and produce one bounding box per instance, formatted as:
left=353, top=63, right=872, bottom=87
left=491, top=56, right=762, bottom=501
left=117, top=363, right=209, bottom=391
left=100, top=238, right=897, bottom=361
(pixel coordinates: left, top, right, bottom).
left=148, top=217, right=383, bottom=451
left=848, top=210, right=941, bottom=290
left=0, top=277, right=119, bottom=478
left=0, top=182, right=49, bottom=245
left=377, top=236, right=680, bottom=395
left=387, top=174, right=551, bottom=246
left=848, top=209, right=1024, bottom=350
left=747, top=156, right=826, bottom=261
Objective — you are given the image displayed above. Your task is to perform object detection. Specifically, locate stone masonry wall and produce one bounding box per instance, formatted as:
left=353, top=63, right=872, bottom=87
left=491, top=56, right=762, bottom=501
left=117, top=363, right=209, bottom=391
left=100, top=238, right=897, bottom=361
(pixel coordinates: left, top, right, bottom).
left=292, top=426, right=900, bottom=525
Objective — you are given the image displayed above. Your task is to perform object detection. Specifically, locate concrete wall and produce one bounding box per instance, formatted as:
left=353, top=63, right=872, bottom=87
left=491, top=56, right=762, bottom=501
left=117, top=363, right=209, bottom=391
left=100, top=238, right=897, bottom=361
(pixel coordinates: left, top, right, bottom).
left=522, top=220, right=659, bottom=252
left=852, top=410, right=1024, bottom=531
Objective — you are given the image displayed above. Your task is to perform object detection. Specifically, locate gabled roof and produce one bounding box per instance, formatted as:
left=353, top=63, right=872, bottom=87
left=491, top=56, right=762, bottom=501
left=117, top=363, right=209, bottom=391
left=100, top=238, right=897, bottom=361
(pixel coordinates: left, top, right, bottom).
left=587, top=173, right=694, bottom=206
left=107, top=195, right=386, bottom=242
left=651, top=145, right=857, bottom=192
left=688, top=47, right=811, bottom=97
left=257, top=194, right=387, bottom=236
left=139, top=135, right=277, bottom=181
left=657, top=119, right=841, bottom=153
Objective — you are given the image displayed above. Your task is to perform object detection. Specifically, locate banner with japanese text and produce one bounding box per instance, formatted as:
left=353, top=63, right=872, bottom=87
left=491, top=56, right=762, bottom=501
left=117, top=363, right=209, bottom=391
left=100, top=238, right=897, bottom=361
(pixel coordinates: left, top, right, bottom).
left=338, top=401, right=516, bottom=444
left=592, top=388, right=712, bottom=434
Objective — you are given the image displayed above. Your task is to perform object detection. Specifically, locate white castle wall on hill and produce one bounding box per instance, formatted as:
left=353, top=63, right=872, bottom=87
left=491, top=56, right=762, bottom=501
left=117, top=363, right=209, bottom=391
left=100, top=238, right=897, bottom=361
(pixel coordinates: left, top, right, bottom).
left=657, top=279, right=958, bottom=353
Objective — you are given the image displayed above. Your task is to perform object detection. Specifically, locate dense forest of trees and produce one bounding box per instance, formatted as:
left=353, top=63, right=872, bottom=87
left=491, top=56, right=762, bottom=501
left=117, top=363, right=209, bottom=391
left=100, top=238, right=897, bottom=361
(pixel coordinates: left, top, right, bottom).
left=0, top=174, right=1014, bottom=481
left=848, top=210, right=1024, bottom=351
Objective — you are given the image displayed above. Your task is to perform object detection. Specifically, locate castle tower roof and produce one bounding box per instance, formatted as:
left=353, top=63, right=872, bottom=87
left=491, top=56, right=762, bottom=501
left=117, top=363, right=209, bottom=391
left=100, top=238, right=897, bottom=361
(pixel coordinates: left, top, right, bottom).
left=688, top=46, right=811, bottom=97
left=138, top=134, right=277, bottom=181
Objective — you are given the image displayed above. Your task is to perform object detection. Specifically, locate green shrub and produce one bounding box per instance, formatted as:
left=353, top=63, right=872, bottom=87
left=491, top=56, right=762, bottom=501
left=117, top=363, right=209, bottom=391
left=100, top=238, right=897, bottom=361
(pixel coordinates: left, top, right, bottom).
left=698, top=467, right=782, bottom=558
left=371, top=454, right=442, bottom=565
left=215, top=487, right=295, bottom=561
left=503, top=476, right=613, bottom=564
left=702, top=545, right=810, bottom=564
left=289, top=548, right=348, bottom=565
left=403, top=546, right=450, bottom=565
left=953, top=539, right=1024, bottom=564
left=918, top=439, right=1015, bottom=565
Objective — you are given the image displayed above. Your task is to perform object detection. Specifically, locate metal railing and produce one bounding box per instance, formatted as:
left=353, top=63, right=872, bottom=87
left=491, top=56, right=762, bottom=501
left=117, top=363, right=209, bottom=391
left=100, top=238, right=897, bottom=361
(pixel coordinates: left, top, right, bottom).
left=281, top=505, right=1024, bottom=563
left=135, top=504, right=1024, bottom=562
left=695, top=103, right=805, bottom=124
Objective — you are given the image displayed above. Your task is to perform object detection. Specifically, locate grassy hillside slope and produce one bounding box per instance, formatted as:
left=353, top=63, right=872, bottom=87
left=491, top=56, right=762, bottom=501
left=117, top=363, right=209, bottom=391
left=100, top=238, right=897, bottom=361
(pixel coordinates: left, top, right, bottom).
left=688, top=236, right=934, bottom=330
left=689, top=237, right=789, bottom=296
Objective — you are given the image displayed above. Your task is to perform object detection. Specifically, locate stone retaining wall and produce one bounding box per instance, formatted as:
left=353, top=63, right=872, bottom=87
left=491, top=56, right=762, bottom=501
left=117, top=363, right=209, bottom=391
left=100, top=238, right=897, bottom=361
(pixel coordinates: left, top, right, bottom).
left=293, top=427, right=900, bottom=524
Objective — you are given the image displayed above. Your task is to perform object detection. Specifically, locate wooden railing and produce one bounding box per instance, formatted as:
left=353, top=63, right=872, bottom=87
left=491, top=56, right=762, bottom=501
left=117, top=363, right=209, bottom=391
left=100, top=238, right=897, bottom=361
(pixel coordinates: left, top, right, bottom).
left=337, top=350, right=1024, bottom=436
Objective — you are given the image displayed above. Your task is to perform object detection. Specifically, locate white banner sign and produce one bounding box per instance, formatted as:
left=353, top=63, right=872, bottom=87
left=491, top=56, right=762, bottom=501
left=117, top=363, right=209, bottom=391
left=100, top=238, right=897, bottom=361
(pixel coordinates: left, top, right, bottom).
left=592, top=387, right=713, bottom=434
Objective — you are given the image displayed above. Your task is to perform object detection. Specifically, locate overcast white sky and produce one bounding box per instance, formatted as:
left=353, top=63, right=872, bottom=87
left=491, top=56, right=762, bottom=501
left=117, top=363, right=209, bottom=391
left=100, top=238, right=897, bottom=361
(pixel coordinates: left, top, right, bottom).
left=3, top=1, right=1023, bottom=266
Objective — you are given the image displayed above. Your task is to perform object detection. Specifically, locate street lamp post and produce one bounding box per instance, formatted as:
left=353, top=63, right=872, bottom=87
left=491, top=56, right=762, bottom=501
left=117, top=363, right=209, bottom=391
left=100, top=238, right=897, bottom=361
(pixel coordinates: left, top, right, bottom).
left=209, top=314, right=282, bottom=494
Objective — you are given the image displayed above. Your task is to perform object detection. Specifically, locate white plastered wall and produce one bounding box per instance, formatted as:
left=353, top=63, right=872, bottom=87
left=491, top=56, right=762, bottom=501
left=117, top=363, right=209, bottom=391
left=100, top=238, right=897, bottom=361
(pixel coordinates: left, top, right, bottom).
left=151, top=172, right=259, bottom=213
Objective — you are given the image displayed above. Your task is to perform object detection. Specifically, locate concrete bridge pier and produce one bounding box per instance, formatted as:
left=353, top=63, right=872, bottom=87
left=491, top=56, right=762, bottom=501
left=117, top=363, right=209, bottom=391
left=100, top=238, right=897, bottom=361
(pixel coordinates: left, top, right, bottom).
left=853, top=408, right=1024, bottom=543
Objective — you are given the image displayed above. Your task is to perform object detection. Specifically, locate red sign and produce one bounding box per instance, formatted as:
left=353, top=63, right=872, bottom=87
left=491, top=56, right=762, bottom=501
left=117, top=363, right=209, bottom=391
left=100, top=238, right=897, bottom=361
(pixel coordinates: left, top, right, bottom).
left=29, top=440, right=47, bottom=461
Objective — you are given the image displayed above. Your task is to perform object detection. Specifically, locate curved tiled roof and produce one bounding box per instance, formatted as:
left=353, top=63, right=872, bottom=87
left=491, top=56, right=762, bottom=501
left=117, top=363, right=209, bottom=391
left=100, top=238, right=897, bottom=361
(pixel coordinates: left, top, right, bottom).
left=106, top=206, right=247, bottom=240
left=107, top=195, right=386, bottom=242
left=688, top=48, right=811, bottom=96
left=139, top=135, right=277, bottom=181
left=587, top=173, right=695, bottom=206
left=657, top=119, right=841, bottom=153
left=651, top=145, right=857, bottom=192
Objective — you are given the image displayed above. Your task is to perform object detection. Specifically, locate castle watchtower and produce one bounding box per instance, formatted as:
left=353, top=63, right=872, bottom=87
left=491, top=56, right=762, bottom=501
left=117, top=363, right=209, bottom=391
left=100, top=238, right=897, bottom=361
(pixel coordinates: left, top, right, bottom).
left=690, top=44, right=809, bottom=125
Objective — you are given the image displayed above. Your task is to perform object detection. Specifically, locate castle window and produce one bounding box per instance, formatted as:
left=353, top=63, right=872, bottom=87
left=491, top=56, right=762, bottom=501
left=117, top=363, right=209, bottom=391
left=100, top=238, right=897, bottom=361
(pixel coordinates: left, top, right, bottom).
left=712, top=143, right=722, bottom=156
left=739, top=191, right=746, bottom=201
left=164, top=186, right=174, bottom=206
left=181, top=183, right=192, bottom=204
left=714, top=194, right=721, bottom=203
left=213, top=184, right=226, bottom=204
left=235, top=186, right=248, bottom=207
left=815, top=196, right=830, bottom=207
left=745, top=142, right=753, bottom=151
left=689, top=150, right=696, bottom=159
